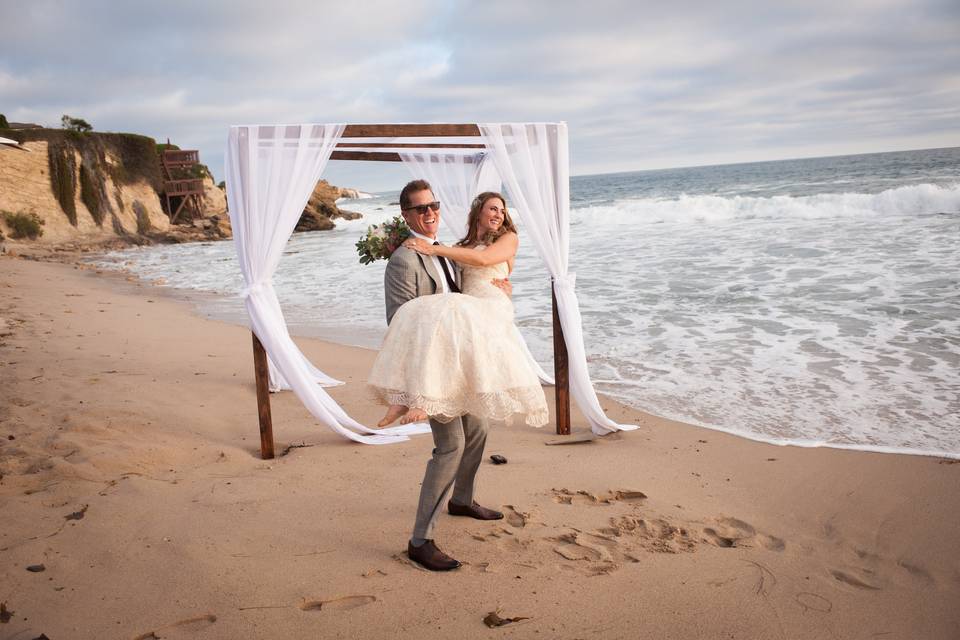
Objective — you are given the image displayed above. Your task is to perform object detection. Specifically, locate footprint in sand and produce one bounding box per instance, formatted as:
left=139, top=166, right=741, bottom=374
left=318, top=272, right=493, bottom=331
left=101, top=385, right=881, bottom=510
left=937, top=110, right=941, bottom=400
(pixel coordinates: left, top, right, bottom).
left=471, top=526, right=515, bottom=542
left=551, top=488, right=647, bottom=506
left=830, top=569, right=881, bottom=590
left=497, top=534, right=534, bottom=553
left=897, top=559, right=935, bottom=585
left=757, top=533, right=787, bottom=551
left=701, top=517, right=785, bottom=551
left=503, top=505, right=530, bottom=528
left=551, top=532, right=609, bottom=562
left=550, top=532, right=624, bottom=576
left=466, top=561, right=498, bottom=573
left=133, top=614, right=217, bottom=640
left=300, top=595, right=377, bottom=612
left=559, top=561, right=620, bottom=576
left=601, top=515, right=696, bottom=554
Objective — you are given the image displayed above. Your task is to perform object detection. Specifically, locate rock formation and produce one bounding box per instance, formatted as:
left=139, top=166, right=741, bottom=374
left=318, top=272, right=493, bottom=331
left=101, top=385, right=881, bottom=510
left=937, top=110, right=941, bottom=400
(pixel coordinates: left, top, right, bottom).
left=295, top=180, right=362, bottom=232
left=0, top=128, right=363, bottom=252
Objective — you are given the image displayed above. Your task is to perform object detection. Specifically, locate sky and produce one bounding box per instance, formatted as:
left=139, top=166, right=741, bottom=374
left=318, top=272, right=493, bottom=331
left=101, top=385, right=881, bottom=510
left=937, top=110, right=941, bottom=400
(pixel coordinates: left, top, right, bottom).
left=2, top=0, right=959, bottom=192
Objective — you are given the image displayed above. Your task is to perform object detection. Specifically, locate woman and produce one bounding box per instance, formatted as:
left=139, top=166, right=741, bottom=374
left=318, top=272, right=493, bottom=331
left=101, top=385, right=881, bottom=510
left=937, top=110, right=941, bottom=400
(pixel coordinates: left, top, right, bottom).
left=369, top=192, right=548, bottom=428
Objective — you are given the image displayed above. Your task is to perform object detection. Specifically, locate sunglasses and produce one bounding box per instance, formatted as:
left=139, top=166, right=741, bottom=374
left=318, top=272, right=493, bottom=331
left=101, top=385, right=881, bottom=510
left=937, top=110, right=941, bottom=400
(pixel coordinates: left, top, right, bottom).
left=402, top=201, right=441, bottom=215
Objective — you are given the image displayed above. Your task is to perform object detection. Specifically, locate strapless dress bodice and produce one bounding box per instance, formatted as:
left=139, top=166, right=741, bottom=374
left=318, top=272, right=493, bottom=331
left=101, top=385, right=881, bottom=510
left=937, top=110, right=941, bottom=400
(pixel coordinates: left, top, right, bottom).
left=461, top=261, right=510, bottom=301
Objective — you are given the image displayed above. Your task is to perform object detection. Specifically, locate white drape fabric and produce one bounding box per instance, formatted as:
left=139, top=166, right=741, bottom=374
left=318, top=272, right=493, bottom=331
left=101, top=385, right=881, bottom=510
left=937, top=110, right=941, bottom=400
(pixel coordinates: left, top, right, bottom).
left=226, top=124, right=428, bottom=444
left=398, top=151, right=555, bottom=385
left=267, top=354, right=340, bottom=392
left=478, top=123, right=638, bottom=435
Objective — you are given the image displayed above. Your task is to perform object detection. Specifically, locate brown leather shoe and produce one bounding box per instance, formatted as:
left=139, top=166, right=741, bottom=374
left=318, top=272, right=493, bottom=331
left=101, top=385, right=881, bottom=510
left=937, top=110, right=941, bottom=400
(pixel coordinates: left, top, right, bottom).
left=448, top=501, right=504, bottom=520
left=407, top=539, right=461, bottom=571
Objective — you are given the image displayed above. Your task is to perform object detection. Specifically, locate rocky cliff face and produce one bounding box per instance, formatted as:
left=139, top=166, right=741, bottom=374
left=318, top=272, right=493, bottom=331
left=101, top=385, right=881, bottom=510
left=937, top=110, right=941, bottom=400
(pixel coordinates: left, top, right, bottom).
left=0, top=135, right=171, bottom=247
left=0, top=129, right=362, bottom=252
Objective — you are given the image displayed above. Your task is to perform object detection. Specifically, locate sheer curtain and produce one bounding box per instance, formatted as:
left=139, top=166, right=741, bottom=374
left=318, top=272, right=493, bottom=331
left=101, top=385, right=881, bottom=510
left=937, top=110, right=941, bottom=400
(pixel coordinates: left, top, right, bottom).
left=479, top=123, right=637, bottom=435
left=226, top=124, right=428, bottom=444
left=267, top=353, right=340, bottom=392
left=398, top=151, right=555, bottom=385
left=398, top=151, right=487, bottom=237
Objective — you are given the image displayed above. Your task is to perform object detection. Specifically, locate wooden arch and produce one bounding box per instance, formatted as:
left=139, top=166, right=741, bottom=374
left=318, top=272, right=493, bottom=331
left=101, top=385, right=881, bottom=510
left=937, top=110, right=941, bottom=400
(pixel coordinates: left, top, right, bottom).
left=252, top=123, right=571, bottom=459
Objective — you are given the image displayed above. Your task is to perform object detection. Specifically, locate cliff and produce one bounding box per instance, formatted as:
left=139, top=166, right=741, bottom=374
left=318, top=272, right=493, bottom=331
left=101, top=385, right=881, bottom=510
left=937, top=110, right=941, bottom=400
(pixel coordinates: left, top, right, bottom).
left=0, top=128, right=362, bottom=253
left=0, top=130, right=173, bottom=249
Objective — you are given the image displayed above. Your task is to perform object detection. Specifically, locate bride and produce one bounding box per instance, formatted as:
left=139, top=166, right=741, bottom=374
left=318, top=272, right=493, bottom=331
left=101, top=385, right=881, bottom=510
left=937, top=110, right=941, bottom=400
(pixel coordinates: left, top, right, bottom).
left=369, top=192, right=548, bottom=428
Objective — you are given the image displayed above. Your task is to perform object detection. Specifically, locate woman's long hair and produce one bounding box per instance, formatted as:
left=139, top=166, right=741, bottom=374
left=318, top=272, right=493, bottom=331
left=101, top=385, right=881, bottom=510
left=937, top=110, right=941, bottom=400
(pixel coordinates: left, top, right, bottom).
left=456, top=192, right=517, bottom=247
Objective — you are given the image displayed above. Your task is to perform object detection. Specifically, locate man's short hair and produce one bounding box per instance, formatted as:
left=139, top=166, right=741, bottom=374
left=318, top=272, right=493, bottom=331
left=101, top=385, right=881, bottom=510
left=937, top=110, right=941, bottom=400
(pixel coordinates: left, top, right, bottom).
left=399, top=179, right=433, bottom=210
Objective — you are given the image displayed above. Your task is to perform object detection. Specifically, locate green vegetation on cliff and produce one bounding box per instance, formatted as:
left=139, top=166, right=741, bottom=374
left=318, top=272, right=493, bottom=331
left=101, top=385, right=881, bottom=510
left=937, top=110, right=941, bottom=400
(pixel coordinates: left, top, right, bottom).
left=2, top=211, right=45, bottom=239
left=61, top=114, right=93, bottom=133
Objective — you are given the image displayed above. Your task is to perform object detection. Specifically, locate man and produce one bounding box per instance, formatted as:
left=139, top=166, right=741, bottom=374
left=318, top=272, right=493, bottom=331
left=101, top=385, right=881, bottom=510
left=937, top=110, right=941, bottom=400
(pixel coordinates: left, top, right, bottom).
left=384, top=179, right=506, bottom=572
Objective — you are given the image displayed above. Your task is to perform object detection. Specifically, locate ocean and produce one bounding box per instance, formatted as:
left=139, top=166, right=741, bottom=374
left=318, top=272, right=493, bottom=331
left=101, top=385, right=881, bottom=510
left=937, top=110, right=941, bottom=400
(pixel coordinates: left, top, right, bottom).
left=93, top=147, right=960, bottom=458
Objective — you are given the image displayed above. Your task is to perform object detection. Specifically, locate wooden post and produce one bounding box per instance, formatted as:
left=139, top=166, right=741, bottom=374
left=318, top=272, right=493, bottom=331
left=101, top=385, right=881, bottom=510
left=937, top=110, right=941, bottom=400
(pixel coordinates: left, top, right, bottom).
left=251, top=332, right=275, bottom=459
left=552, top=281, right=571, bottom=435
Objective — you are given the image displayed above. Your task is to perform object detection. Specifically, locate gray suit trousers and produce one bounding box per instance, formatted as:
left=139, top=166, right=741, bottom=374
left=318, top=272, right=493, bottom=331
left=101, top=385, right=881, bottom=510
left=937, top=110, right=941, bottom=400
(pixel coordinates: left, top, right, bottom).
left=412, top=413, right=489, bottom=540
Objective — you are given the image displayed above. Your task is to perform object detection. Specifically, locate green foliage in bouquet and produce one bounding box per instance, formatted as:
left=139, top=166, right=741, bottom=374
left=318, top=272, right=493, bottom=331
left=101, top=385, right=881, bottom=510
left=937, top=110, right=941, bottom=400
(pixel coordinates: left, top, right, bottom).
left=356, top=216, right=412, bottom=264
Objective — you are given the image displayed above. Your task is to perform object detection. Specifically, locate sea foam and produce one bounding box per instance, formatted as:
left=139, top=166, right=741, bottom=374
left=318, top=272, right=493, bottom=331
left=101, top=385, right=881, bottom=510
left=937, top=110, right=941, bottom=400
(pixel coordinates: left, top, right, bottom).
left=573, top=182, right=960, bottom=224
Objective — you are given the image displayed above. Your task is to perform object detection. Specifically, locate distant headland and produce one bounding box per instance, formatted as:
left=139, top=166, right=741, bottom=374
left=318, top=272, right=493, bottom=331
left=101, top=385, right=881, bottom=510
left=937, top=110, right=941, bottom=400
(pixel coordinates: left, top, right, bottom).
left=0, top=116, right=362, bottom=256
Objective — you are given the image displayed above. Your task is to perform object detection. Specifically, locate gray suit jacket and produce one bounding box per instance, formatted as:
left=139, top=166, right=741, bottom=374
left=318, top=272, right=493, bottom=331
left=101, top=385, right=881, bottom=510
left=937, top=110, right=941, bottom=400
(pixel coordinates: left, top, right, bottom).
left=384, top=246, right=462, bottom=325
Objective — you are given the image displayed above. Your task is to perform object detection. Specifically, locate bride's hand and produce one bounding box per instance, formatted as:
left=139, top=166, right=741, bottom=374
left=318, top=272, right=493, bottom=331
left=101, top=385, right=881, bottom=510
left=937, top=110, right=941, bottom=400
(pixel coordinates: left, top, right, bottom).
left=403, top=238, right=435, bottom=255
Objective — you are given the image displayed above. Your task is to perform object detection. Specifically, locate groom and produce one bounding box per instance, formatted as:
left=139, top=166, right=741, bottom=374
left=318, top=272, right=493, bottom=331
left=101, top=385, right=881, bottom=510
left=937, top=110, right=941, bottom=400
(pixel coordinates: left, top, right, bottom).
left=384, top=179, right=506, bottom=572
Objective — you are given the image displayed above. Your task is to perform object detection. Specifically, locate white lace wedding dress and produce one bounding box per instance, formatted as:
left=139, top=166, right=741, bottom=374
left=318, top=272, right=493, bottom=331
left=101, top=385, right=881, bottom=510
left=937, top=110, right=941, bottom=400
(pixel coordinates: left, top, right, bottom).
left=369, top=256, right=548, bottom=427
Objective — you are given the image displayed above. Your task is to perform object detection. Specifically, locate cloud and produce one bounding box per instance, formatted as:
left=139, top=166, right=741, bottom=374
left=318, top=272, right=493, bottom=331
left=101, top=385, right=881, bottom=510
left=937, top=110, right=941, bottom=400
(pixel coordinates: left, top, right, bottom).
left=1, top=0, right=958, bottom=190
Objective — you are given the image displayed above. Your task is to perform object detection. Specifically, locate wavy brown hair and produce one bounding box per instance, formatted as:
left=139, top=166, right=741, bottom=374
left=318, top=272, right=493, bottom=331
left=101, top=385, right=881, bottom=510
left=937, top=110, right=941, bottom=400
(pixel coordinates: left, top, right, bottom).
left=457, top=192, right=517, bottom=247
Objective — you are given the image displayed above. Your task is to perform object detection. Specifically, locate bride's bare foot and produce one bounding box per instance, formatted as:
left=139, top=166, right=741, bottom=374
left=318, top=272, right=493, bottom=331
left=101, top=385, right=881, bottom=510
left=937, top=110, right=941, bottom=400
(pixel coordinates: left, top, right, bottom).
left=378, top=404, right=408, bottom=428
left=400, top=408, right=428, bottom=424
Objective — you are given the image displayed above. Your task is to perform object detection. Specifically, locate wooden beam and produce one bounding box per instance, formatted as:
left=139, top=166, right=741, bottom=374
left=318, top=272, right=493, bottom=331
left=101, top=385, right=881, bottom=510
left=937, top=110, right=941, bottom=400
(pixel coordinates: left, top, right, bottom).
left=336, top=142, right=486, bottom=149
left=331, top=150, right=403, bottom=162
left=251, top=332, right=275, bottom=459
left=341, top=123, right=481, bottom=138
left=551, top=282, right=571, bottom=435
left=170, top=194, right=189, bottom=224
left=330, top=150, right=483, bottom=163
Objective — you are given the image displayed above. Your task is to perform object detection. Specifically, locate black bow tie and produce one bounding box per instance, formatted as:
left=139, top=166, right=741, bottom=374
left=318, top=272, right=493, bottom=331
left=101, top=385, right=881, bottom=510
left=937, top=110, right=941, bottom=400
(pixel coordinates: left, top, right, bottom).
left=433, top=242, right=461, bottom=294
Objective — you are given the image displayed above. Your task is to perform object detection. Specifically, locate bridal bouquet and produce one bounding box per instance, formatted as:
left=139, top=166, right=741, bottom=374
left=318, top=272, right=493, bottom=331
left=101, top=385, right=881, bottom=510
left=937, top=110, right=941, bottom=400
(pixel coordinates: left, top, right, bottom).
left=356, top=216, right=412, bottom=264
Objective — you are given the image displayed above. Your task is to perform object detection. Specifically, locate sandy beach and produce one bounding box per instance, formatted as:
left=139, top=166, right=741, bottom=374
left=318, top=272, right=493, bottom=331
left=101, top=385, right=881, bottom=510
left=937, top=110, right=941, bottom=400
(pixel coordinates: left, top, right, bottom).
left=1, top=254, right=958, bottom=640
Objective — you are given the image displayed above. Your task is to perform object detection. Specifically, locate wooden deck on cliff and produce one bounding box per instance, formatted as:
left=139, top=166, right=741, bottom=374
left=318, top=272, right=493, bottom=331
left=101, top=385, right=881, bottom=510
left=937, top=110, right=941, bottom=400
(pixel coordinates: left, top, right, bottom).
left=160, top=147, right=205, bottom=223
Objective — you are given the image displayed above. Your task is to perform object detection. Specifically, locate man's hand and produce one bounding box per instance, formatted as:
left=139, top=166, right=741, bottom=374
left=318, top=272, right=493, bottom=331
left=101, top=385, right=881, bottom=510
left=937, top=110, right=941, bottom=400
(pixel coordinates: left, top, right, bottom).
left=491, top=278, right=512, bottom=298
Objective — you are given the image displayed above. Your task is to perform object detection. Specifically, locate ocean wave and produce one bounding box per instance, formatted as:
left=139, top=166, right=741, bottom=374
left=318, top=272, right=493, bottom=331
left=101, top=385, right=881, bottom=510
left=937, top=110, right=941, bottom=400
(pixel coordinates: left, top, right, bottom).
left=574, top=182, right=960, bottom=224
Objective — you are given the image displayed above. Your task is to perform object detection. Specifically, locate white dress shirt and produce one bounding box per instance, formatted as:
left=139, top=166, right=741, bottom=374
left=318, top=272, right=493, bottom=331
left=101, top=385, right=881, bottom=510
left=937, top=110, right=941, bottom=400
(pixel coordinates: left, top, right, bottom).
left=409, top=230, right=454, bottom=294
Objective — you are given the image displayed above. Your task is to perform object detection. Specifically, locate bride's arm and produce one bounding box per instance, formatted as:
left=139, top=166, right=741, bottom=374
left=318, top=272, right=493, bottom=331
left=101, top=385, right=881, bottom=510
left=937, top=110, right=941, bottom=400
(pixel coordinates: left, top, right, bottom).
left=405, top=232, right=518, bottom=267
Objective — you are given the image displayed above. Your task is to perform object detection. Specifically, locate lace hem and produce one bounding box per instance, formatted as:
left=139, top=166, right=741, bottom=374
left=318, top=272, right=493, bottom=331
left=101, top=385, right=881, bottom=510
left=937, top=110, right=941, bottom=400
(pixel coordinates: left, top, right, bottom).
left=369, top=385, right=548, bottom=428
